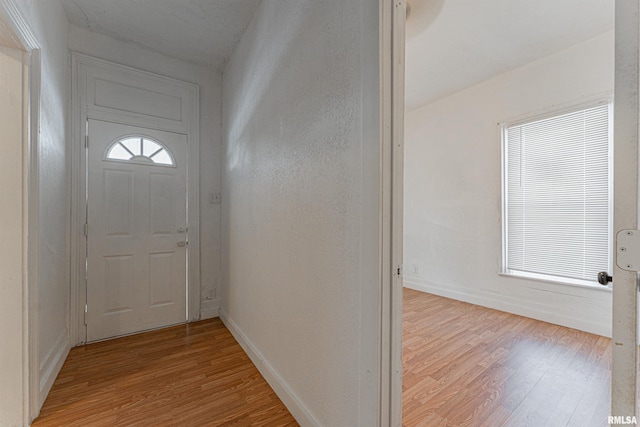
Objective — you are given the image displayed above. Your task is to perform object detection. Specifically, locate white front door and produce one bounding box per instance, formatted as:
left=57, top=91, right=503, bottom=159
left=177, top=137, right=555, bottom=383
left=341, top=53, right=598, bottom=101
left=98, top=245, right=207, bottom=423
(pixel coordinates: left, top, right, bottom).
left=86, top=119, right=188, bottom=342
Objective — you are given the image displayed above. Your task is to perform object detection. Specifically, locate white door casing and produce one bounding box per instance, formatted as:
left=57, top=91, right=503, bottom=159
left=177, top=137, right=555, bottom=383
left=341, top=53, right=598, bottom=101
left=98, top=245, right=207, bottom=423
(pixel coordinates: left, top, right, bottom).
left=86, top=119, right=187, bottom=342
left=71, top=54, right=200, bottom=345
left=0, top=0, right=44, bottom=422
left=611, top=0, right=639, bottom=419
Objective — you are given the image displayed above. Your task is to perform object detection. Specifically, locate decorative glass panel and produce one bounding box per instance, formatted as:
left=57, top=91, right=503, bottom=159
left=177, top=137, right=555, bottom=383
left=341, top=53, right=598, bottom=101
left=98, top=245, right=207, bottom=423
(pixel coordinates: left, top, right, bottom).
left=120, top=138, right=141, bottom=156
left=151, top=150, right=173, bottom=165
left=105, top=136, right=176, bottom=167
left=107, top=143, right=131, bottom=161
left=143, top=139, right=162, bottom=157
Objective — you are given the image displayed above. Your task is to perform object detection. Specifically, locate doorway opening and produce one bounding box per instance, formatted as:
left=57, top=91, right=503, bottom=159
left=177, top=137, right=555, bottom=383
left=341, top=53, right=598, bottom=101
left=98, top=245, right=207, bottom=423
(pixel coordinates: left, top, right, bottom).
left=400, top=0, right=632, bottom=424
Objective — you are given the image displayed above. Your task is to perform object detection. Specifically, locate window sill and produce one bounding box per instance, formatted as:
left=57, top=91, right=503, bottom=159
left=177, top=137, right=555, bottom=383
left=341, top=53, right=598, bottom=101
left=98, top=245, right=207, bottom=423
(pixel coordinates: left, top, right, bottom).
left=499, top=270, right=612, bottom=292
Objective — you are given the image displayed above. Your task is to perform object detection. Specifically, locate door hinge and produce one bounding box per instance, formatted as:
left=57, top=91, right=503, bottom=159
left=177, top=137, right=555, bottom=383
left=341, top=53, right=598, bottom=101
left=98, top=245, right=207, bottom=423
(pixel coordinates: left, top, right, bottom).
left=617, top=230, right=640, bottom=271
left=84, top=223, right=88, bottom=236
left=85, top=134, right=89, bottom=149
left=84, top=304, right=88, bottom=325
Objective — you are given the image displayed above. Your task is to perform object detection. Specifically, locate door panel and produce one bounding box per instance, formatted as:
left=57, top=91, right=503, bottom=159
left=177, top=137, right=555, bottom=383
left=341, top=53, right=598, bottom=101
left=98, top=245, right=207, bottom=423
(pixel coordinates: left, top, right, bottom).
left=86, top=119, right=188, bottom=342
left=104, top=169, right=133, bottom=235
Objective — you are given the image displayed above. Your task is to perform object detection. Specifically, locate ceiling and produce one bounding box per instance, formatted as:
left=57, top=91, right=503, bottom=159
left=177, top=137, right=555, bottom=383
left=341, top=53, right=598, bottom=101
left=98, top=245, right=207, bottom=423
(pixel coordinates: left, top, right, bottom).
left=406, top=0, right=615, bottom=111
left=60, top=0, right=262, bottom=71
left=60, top=1, right=614, bottom=109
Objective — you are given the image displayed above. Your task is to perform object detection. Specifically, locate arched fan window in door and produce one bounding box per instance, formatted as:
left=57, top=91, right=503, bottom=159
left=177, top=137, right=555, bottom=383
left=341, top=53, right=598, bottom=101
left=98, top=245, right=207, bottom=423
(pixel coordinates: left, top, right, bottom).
left=105, top=136, right=175, bottom=167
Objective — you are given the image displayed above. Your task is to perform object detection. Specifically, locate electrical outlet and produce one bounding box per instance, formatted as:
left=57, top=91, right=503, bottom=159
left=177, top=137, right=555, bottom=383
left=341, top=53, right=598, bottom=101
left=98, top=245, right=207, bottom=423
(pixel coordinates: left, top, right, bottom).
left=412, top=264, right=419, bottom=275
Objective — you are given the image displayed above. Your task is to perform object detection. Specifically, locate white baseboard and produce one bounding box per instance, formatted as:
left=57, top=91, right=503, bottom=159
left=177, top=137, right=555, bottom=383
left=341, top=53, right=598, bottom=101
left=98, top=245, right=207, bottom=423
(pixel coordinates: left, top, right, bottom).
left=38, top=329, right=70, bottom=409
left=199, top=298, right=219, bottom=320
left=403, top=278, right=610, bottom=338
left=219, top=309, right=321, bottom=427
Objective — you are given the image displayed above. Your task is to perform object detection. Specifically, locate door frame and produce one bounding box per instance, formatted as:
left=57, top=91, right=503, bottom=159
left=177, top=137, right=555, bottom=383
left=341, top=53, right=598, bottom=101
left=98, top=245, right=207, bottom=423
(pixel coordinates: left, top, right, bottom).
left=611, top=0, right=640, bottom=418
left=71, top=54, right=200, bottom=344
left=0, top=0, right=41, bottom=422
left=382, top=0, right=405, bottom=426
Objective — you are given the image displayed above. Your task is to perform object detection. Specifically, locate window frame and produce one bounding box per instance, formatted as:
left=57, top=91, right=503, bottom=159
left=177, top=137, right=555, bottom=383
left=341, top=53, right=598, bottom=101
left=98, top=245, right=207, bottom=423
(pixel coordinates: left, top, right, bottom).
left=104, top=134, right=177, bottom=168
left=500, top=99, right=614, bottom=288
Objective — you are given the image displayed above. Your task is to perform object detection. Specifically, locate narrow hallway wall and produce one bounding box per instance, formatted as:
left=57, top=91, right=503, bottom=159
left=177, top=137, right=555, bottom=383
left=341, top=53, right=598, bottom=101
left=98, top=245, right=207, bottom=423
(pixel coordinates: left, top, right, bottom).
left=221, top=2, right=382, bottom=425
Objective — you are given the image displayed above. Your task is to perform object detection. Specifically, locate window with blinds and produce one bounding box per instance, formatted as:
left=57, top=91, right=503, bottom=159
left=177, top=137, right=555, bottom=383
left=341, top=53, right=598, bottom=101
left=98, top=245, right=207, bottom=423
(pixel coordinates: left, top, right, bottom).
left=503, top=102, right=612, bottom=285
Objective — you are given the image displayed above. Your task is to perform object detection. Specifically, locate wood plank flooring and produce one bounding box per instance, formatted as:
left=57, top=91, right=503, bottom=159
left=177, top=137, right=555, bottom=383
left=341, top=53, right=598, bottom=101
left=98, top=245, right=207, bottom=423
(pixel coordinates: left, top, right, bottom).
left=32, top=319, right=297, bottom=427
left=30, top=290, right=617, bottom=426
left=402, top=288, right=612, bottom=427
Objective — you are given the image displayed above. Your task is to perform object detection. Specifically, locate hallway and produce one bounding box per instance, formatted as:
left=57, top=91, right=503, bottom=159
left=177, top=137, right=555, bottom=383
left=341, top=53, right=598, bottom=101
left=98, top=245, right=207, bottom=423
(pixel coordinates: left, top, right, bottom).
left=32, top=319, right=296, bottom=426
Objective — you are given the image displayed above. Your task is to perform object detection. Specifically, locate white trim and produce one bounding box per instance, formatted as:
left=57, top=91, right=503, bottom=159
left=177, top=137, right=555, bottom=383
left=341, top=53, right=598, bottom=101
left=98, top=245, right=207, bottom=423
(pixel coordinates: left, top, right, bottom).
left=71, top=53, right=201, bottom=344
left=188, top=84, right=201, bottom=324
left=403, top=278, right=611, bottom=338
left=219, top=309, right=321, bottom=427
left=499, top=95, right=614, bottom=128
left=0, top=0, right=38, bottom=50
left=199, top=299, right=219, bottom=320
left=38, top=331, right=70, bottom=404
left=0, top=0, right=42, bottom=423
left=69, top=48, right=82, bottom=348
left=26, top=48, right=42, bottom=417
left=499, top=271, right=612, bottom=291
left=383, top=1, right=405, bottom=426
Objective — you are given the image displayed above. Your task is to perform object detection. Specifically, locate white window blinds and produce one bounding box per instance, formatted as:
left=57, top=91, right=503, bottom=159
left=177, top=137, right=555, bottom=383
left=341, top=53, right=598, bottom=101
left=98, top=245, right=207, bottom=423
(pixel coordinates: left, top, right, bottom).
left=504, top=103, right=611, bottom=283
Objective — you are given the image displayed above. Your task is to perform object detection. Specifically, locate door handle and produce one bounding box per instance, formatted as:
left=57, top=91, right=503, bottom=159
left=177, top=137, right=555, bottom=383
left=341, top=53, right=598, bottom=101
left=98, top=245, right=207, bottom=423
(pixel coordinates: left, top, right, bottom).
left=177, top=241, right=186, bottom=247
left=597, top=271, right=612, bottom=286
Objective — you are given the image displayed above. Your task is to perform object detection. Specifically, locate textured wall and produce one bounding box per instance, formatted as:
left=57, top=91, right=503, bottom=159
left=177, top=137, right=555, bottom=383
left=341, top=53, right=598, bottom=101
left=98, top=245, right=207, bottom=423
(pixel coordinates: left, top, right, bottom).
left=69, top=26, right=224, bottom=317
left=404, top=31, right=614, bottom=336
left=222, top=1, right=381, bottom=425
left=25, top=0, right=72, bottom=396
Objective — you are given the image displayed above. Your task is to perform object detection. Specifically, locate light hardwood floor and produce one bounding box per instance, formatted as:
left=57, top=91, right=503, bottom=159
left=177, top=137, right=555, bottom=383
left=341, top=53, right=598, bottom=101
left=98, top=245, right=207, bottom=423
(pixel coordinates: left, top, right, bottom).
left=402, top=288, right=612, bottom=427
left=31, top=290, right=615, bottom=426
left=32, top=319, right=297, bottom=427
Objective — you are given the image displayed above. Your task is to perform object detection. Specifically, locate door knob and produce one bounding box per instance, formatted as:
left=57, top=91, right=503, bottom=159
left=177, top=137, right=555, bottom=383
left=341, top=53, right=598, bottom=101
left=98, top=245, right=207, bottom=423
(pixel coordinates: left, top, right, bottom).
left=177, top=241, right=186, bottom=247
left=597, top=271, right=612, bottom=286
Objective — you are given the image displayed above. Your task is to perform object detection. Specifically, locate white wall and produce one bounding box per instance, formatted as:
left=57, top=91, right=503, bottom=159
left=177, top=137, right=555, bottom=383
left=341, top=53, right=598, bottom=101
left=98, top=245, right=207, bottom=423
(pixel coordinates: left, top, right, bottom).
left=0, top=43, right=26, bottom=427
left=68, top=26, right=223, bottom=319
left=23, top=0, right=72, bottom=406
left=404, top=31, right=614, bottom=337
left=0, top=0, right=71, bottom=424
left=221, top=2, right=381, bottom=426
